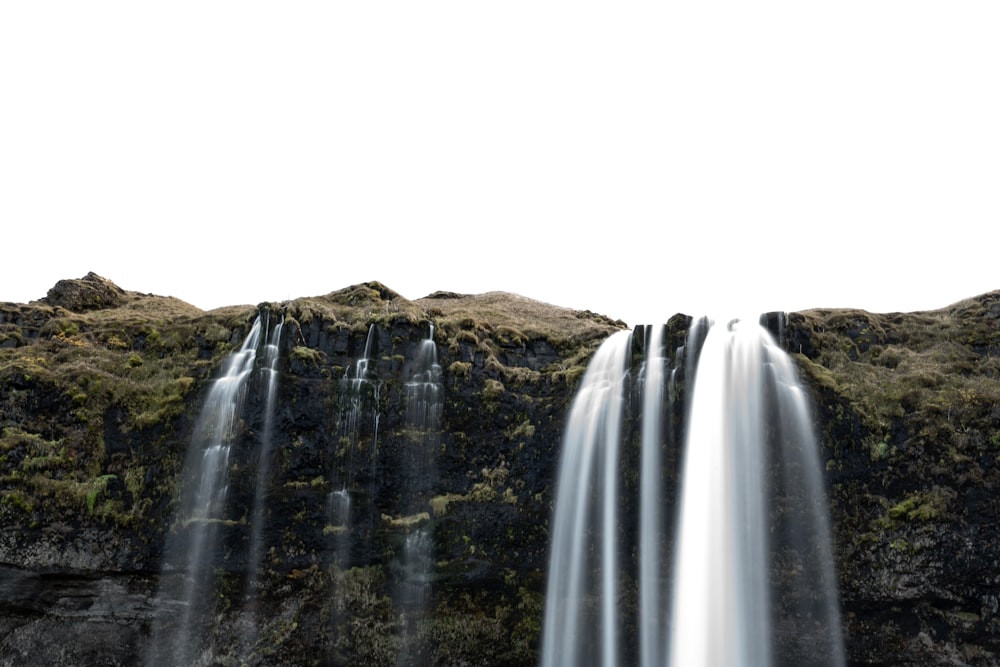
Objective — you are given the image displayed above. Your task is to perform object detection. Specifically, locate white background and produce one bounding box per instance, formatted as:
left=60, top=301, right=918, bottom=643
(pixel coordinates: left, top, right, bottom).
left=2, top=2, right=997, bottom=326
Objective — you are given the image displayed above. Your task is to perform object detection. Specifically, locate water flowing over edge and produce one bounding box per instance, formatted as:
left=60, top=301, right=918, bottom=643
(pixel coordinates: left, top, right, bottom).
left=146, top=315, right=266, bottom=667
left=540, top=317, right=846, bottom=667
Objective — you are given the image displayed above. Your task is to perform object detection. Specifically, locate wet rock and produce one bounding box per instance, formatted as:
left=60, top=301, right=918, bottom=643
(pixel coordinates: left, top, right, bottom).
left=4, top=279, right=1000, bottom=665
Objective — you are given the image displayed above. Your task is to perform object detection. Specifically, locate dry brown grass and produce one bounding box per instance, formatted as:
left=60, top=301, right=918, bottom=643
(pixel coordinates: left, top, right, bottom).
left=795, top=290, right=1000, bottom=458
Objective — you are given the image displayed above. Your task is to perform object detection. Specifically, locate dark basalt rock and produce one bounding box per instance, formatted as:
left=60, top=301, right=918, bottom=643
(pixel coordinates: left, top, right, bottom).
left=42, top=272, right=128, bottom=312
left=3, top=276, right=1000, bottom=665
left=1, top=278, right=626, bottom=666
left=782, top=294, right=1000, bottom=666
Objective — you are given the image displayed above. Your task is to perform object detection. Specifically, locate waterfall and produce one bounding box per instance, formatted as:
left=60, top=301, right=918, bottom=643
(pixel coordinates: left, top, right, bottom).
left=239, top=310, right=284, bottom=662
left=639, top=324, right=667, bottom=667
left=540, top=317, right=845, bottom=667
left=395, top=323, right=443, bottom=667
left=404, top=323, right=443, bottom=431
left=540, top=329, right=632, bottom=667
left=146, top=315, right=264, bottom=667
left=326, top=322, right=382, bottom=664
left=670, top=320, right=775, bottom=667
left=337, top=323, right=382, bottom=486
left=327, top=322, right=382, bottom=554
left=245, top=311, right=284, bottom=592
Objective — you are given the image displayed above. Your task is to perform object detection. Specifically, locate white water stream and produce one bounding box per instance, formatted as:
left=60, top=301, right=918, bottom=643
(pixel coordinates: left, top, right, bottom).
left=147, top=315, right=264, bottom=667
left=541, top=317, right=845, bottom=667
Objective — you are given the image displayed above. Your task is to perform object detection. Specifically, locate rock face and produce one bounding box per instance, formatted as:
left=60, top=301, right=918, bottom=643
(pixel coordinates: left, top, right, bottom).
left=790, top=294, right=1000, bottom=666
left=42, top=272, right=129, bottom=312
left=1, top=276, right=999, bottom=666
left=0, top=279, right=621, bottom=666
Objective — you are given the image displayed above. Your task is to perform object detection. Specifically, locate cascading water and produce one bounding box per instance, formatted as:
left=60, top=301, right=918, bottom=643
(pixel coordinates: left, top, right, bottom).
left=394, top=323, right=443, bottom=666
left=146, top=315, right=264, bottom=667
left=326, top=322, right=382, bottom=664
left=540, top=316, right=845, bottom=667
left=327, top=323, right=382, bottom=553
left=671, top=320, right=774, bottom=667
left=540, top=329, right=632, bottom=667
left=245, top=311, right=284, bottom=593
left=404, top=323, right=443, bottom=431
left=639, top=324, right=668, bottom=667
left=240, top=310, right=283, bottom=661
left=338, top=323, right=382, bottom=483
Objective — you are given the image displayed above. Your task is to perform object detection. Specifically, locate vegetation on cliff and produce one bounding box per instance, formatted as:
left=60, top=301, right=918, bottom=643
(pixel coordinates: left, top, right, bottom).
left=0, top=274, right=624, bottom=666
left=0, top=275, right=242, bottom=532
left=2, top=273, right=1000, bottom=665
left=789, top=292, right=1000, bottom=665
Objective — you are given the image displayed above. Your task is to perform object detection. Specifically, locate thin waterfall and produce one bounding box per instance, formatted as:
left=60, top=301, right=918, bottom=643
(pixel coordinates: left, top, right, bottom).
left=245, top=311, right=283, bottom=590
left=240, top=310, right=283, bottom=662
left=338, top=323, right=382, bottom=485
left=395, top=323, right=443, bottom=667
left=540, top=329, right=632, bottom=667
left=327, top=323, right=382, bottom=549
left=404, top=323, right=443, bottom=430
left=146, top=315, right=263, bottom=667
left=326, top=323, right=383, bottom=663
left=540, top=317, right=845, bottom=667
left=766, top=342, right=846, bottom=666
left=326, top=488, right=351, bottom=550
left=639, top=324, right=666, bottom=667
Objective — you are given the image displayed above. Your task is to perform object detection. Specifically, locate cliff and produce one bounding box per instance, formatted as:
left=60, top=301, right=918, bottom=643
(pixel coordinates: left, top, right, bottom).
left=790, top=294, right=1000, bottom=665
left=1, top=273, right=999, bottom=665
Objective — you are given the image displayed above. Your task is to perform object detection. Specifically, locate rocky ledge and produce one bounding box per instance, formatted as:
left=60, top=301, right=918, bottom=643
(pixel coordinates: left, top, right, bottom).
left=0, top=274, right=999, bottom=665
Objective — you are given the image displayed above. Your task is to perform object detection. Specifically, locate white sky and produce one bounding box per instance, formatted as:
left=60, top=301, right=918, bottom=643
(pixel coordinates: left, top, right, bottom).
left=2, top=2, right=998, bottom=327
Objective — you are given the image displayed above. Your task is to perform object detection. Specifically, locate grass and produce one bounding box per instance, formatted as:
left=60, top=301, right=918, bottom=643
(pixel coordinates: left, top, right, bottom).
left=0, top=279, right=265, bottom=526
left=282, top=282, right=625, bottom=393
left=1, top=276, right=624, bottom=532
left=795, top=293, right=1000, bottom=442
left=417, top=290, right=624, bottom=352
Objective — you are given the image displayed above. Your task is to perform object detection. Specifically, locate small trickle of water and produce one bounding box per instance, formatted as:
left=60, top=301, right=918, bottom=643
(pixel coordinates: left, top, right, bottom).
left=397, top=527, right=434, bottom=609
left=326, top=487, right=352, bottom=565
left=394, top=324, right=444, bottom=667
left=405, top=324, right=443, bottom=430
left=327, top=487, right=351, bottom=524
left=240, top=311, right=284, bottom=662
left=337, top=323, right=383, bottom=477
left=246, top=312, right=284, bottom=588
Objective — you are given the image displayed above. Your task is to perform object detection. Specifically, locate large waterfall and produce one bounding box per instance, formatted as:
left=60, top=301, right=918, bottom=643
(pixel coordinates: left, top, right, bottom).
left=541, top=316, right=845, bottom=667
